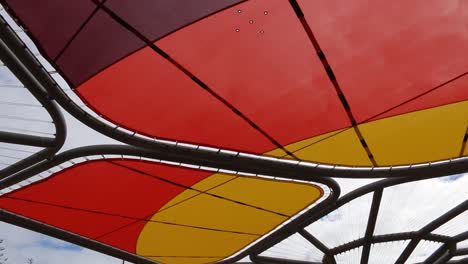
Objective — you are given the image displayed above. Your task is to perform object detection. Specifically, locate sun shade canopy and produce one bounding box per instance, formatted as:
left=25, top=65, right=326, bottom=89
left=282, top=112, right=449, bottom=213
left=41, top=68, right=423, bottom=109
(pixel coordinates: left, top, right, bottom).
left=0, top=1, right=467, bottom=264
left=3, top=0, right=467, bottom=167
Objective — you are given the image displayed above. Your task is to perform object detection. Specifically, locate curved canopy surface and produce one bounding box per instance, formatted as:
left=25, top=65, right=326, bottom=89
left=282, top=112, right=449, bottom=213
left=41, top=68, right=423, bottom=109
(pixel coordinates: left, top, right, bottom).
left=0, top=1, right=467, bottom=264
left=3, top=0, right=467, bottom=167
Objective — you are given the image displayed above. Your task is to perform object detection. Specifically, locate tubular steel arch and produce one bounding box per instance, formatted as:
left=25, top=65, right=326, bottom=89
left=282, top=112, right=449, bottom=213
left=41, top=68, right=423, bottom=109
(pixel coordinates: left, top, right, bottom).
left=0, top=15, right=66, bottom=178
left=249, top=175, right=468, bottom=264
left=0, top=1, right=466, bottom=264
left=0, top=2, right=466, bottom=180
left=0, top=144, right=339, bottom=264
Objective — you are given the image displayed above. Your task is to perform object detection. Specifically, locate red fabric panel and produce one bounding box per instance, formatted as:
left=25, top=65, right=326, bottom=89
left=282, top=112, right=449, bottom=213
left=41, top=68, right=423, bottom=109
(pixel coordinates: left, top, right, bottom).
left=157, top=0, right=350, bottom=146
left=76, top=46, right=276, bottom=153
left=55, top=10, right=145, bottom=86
left=370, top=73, right=468, bottom=121
left=98, top=220, right=144, bottom=253
left=0, top=160, right=211, bottom=253
left=299, top=0, right=468, bottom=122
left=105, top=0, right=243, bottom=42
left=3, top=0, right=95, bottom=59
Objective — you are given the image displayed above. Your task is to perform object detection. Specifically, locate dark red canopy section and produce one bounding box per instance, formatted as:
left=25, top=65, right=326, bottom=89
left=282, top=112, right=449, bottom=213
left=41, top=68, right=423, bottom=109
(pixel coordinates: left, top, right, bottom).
left=6, top=0, right=243, bottom=86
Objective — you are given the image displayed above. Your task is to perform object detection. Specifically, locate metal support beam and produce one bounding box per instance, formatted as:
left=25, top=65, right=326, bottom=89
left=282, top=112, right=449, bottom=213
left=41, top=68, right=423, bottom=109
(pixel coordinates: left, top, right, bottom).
left=250, top=255, right=321, bottom=264
left=0, top=145, right=340, bottom=264
left=297, top=229, right=336, bottom=264
left=0, top=131, right=55, bottom=147
left=0, top=6, right=466, bottom=180
left=424, top=243, right=454, bottom=264
left=298, top=229, right=330, bottom=255
left=0, top=16, right=66, bottom=178
left=397, top=200, right=468, bottom=264
left=330, top=233, right=450, bottom=256
left=360, top=189, right=383, bottom=264
left=251, top=173, right=458, bottom=262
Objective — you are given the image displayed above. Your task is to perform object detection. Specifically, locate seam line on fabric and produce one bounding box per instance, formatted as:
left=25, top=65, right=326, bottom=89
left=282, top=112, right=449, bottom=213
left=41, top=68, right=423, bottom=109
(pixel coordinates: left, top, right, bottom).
left=288, top=0, right=377, bottom=166
left=2, top=196, right=261, bottom=236
left=53, top=0, right=108, bottom=62
left=94, top=175, right=241, bottom=240
left=90, top=0, right=297, bottom=159
left=107, top=161, right=290, bottom=217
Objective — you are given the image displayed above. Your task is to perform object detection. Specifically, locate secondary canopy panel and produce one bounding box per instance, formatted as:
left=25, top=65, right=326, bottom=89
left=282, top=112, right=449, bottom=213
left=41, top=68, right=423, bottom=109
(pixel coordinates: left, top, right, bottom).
left=0, top=158, right=324, bottom=264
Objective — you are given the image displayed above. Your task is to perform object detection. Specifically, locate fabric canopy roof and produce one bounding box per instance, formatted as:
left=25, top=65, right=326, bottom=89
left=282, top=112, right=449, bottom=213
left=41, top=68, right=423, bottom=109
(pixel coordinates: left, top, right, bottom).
left=4, top=0, right=467, bottom=167
left=0, top=1, right=467, bottom=264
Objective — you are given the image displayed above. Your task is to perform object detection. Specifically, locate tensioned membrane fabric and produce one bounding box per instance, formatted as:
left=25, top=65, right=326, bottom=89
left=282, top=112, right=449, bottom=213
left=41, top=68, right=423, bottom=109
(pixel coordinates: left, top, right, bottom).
left=3, top=0, right=468, bottom=167
left=0, top=159, right=324, bottom=264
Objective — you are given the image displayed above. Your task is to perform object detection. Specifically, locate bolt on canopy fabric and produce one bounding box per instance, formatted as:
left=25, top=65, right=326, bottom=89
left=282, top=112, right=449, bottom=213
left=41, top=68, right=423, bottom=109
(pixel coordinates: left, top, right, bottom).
left=3, top=0, right=467, bottom=167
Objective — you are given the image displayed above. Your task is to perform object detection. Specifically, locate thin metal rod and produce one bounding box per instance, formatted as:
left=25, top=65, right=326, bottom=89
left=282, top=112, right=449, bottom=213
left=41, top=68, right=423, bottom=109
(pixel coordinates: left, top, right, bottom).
left=330, top=233, right=450, bottom=255
left=0, top=146, right=36, bottom=153
left=253, top=174, right=463, bottom=261
left=0, top=126, right=53, bottom=136
left=395, top=200, right=468, bottom=264
left=0, top=100, right=42, bottom=107
left=298, top=229, right=330, bottom=254
left=0, top=114, right=52, bottom=123
left=0, top=15, right=66, bottom=178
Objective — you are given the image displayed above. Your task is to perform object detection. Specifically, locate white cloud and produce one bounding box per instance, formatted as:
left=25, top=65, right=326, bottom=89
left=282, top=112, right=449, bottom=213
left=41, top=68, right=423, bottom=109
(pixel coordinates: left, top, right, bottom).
left=0, top=222, right=129, bottom=264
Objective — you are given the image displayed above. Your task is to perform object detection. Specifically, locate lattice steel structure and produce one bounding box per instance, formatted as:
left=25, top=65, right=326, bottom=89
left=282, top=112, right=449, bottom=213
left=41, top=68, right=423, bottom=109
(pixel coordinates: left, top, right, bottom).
left=0, top=1, right=467, bottom=264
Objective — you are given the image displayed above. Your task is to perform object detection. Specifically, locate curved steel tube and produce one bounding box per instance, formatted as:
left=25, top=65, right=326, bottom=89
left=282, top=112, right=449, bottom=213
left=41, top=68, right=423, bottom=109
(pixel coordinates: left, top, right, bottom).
left=0, top=144, right=340, bottom=264
left=0, top=16, right=66, bottom=178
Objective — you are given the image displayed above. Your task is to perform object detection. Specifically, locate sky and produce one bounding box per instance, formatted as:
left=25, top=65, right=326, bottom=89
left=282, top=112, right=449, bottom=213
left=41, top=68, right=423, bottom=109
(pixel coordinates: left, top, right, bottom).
left=0, top=221, right=126, bottom=264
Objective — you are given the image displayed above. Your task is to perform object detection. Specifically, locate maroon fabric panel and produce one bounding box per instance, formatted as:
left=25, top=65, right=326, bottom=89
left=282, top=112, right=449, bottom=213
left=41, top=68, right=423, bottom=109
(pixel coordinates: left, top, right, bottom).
left=4, top=0, right=95, bottom=59
left=55, top=10, right=145, bottom=86
left=104, top=0, right=243, bottom=42
left=6, top=0, right=243, bottom=87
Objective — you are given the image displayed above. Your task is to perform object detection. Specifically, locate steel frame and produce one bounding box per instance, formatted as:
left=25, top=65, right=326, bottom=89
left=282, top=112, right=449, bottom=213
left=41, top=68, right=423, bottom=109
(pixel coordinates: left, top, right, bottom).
left=0, top=4, right=466, bottom=180
left=0, top=2, right=466, bottom=264
left=0, top=144, right=339, bottom=264
left=0, top=15, right=66, bottom=178
left=249, top=175, right=468, bottom=264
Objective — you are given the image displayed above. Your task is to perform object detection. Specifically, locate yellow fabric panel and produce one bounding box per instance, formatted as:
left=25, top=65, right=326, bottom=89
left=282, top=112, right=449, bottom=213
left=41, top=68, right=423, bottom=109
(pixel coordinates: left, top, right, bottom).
left=160, top=173, right=235, bottom=211
left=138, top=222, right=257, bottom=263
left=208, top=177, right=322, bottom=216
left=265, top=129, right=345, bottom=157
left=278, top=129, right=372, bottom=166
left=359, top=100, right=468, bottom=166
left=144, top=189, right=286, bottom=234
left=137, top=176, right=323, bottom=264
